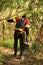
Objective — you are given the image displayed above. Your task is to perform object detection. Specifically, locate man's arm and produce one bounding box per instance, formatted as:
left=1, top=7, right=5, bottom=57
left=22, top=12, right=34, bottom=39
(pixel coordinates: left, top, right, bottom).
left=7, top=19, right=14, bottom=22
left=6, top=17, right=20, bottom=23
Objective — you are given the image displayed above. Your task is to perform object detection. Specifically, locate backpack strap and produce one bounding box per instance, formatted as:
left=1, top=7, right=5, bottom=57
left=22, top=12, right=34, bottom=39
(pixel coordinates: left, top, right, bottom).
left=15, top=27, right=25, bottom=33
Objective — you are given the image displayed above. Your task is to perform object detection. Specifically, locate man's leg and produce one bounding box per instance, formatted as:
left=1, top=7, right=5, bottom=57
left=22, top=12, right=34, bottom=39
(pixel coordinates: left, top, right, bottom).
left=20, top=33, right=25, bottom=57
left=14, top=32, right=18, bottom=56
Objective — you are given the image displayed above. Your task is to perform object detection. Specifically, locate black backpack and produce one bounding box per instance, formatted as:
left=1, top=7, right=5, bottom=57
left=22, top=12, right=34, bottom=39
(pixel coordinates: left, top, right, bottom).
left=15, top=19, right=24, bottom=29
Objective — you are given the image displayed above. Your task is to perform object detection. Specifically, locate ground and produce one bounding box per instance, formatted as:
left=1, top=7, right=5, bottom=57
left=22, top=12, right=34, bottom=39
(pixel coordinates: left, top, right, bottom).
left=0, top=46, right=43, bottom=65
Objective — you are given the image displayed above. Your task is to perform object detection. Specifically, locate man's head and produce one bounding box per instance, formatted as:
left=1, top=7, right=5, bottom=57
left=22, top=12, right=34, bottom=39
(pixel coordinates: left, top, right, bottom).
left=22, top=14, right=26, bottom=19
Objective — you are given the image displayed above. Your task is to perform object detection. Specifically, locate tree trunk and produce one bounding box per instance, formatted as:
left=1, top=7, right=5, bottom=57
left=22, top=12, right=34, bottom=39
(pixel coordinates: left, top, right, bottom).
left=36, top=24, right=43, bottom=44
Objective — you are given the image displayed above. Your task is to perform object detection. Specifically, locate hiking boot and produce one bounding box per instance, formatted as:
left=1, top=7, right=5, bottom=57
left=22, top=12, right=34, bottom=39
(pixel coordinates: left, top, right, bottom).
left=17, top=53, right=22, bottom=59
left=20, top=53, right=25, bottom=60
left=21, top=56, right=25, bottom=60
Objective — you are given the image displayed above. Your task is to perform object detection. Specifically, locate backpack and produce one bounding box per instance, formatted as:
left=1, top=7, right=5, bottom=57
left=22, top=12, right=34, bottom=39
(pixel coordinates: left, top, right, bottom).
left=15, top=19, right=24, bottom=29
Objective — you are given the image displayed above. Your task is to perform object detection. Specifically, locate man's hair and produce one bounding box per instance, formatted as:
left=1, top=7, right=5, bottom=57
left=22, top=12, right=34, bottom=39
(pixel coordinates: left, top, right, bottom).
left=22, top=14, right=26, bottom=18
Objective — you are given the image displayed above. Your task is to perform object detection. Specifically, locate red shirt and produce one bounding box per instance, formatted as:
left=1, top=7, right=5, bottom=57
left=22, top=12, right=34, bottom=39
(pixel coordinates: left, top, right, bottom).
left=24, top=19, right=29, bottom=26
left=15, top=18, right=20, bottom=22
left=15, top=18, right=29, bottom=25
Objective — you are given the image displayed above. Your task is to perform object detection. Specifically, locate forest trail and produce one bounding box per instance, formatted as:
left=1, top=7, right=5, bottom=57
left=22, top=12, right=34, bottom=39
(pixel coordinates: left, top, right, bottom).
left=0, top=46, right=43, bottom=65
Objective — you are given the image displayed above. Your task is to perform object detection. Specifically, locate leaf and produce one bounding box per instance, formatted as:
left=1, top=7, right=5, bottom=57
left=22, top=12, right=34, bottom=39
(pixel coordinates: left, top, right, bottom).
left=29, top=5, right=33, bottom=11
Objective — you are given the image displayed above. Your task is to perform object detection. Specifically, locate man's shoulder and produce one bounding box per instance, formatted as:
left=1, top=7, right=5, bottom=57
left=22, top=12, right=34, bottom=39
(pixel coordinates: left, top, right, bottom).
left=15, top=18, right=20, bottom=22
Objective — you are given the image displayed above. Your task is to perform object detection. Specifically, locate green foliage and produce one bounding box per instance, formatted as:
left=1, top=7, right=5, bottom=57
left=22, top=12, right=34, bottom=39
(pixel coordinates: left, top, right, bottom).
left=29, top=5, right=33, bottom=11
left=30, top=43, right=36, bottom=53
left=3, top=39, right=14, bottom=48
left=15, top=0, right=20, bottom=6
left=0, top=0, right=43, bottom=51
left=2, top=38, right=20, bottom=49
left=0, top=0, right=29, bottom=12
left=0, top=54, right=3, bottom=65
left=0, top=0, right=43, bottom=65
left=0, top=0, right=15, bottom=12
left=31, top=0, right=35, bottom=3
left=39, top=0, right=43, bottom=2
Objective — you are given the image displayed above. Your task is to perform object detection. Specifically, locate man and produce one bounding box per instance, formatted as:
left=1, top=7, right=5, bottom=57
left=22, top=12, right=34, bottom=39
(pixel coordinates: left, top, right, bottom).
left=14, top=14, right=29, bottom=59
left=14, top=17, right=25, bottom=59
left=6, top=14, right=29, bottom=59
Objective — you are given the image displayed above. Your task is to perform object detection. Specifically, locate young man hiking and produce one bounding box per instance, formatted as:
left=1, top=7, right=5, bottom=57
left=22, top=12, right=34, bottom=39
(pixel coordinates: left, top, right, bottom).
left=14, top=14, right=29, bottom=59
left=6, top=14, right=29, bottom=59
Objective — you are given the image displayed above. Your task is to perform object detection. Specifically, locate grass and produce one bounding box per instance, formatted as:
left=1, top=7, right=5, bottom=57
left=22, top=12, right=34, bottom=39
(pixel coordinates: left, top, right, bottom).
left=0, top=54, right=3, bottom=65
left=3, top=39, right=14, bottom=48
left=3, top=38, right=20, bottom=49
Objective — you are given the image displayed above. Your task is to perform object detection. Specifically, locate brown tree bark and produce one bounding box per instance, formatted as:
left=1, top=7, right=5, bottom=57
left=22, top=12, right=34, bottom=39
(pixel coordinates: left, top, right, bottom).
left=36, top=24, right=43, bottom=44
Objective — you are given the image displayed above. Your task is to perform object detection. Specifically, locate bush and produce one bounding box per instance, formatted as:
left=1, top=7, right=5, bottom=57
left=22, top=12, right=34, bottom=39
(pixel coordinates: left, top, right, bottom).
left=3, top=39, right=14, bottom=48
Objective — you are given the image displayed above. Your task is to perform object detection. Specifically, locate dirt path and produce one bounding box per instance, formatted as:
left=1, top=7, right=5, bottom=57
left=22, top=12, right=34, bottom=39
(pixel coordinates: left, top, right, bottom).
left=0, top=46, right=43, bottom=65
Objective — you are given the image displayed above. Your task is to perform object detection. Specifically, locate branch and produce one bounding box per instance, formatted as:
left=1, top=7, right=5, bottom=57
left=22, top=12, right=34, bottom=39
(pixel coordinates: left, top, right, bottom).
left=0, top=8, right=29, bottom=21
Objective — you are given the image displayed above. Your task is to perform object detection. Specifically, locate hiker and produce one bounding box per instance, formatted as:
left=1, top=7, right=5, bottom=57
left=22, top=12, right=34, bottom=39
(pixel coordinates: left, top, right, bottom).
left=6, top=14, right=29, bottom=59
left=7, top=16, right=25, bottom=59
left=14, top=17, right=25, bottom=59
left=14, top=14, right=29, bottom=59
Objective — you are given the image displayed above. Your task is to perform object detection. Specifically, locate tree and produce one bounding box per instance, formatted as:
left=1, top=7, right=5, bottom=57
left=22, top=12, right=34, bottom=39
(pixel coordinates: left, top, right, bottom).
left=36, top=24, right=43, bottom=44
left=0, top=0, right=43, bottom=44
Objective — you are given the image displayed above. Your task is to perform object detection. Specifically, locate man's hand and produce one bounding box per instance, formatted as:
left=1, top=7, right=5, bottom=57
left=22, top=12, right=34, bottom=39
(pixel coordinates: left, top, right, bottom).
left=15, top=28, right=25, bottom=33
